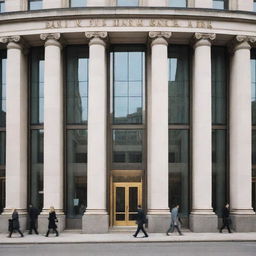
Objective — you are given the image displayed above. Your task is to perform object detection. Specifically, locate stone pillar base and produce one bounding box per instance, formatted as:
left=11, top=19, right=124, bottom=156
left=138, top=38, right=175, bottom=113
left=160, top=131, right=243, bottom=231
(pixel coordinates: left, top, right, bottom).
left=189, top=213, right=218, bottom=232
left=0, top=213, right=27, bottom=233
left=230, top=214, right=256, bottom=232
left=147, top=214, right=170, bottom=233
left=38, top=213, right=65, bottom=235
left=82, top=213, right=109, bottom=234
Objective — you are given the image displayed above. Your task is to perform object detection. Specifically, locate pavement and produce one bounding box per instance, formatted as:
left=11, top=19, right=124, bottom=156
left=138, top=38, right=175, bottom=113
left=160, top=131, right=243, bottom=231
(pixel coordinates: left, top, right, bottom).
left=0, top=230, right=256, bottom=244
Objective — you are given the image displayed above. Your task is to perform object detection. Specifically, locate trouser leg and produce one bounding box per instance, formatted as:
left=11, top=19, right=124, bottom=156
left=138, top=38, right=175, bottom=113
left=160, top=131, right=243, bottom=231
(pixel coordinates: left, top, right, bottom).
left=141, top=225, right=148, bottom=237
left=17, top=229, right=24, bottom=237
left=8, top=230, right=13, bottom=237
left=54, top=228, right=59, bottom=236
left=134, top=225, right=141, bottom=237
left=174, top=225, right=182, bottom=235
left=45, top=229, right=50, bottom=237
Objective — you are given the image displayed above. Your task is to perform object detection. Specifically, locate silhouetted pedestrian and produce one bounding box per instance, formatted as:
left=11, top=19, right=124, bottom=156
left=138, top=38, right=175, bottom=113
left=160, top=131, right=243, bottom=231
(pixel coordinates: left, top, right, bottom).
left=45, top=206, right=59, bottom=237
left=219, top=203, right=232, bottom=233
left=28, top=204, right=39, bottom=234
left=133, top=205, right=148, bottom=238
left=8, top=209, right=24, bottom=238
left=166, top=205, right=183, bottom=236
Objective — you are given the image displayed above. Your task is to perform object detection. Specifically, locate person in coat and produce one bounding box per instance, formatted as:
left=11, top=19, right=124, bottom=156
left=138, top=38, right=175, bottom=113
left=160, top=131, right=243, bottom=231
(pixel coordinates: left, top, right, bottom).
left=45, top=206, right=59, bottom=237
left=28, top=204, right=39, bottom=235
left=133, top=205, right=148, bottom=238
left=8, top=209, right=24, bottom=238
left=219, top=203, right=232, bottom=233
left=166, top=204, right=183, bottom=236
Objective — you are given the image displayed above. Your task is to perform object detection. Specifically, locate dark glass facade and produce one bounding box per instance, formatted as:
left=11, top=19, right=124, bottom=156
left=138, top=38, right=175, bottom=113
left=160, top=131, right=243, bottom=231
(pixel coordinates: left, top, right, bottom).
left=211, top=47, right=228, bottom=217
left=168, top=45, right=190, bottom=217
left=29, top=47, right=44, bottom=210
left=0, top=51, right=6, bottom=213
left=168, top=0, right=187, bottom=7
left=65, top=46, right=88, bottom=221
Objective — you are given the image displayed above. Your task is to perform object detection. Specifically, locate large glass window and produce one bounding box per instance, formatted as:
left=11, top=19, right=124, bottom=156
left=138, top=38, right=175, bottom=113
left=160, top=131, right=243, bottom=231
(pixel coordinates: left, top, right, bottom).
left=117, top=0, right=139, bottom=6
left=168, top=46, right=189, bottom=124
left=66, top=46, right=88, bottom=125
left=65, top=46, right=88, bottom=223
left=28, top=0, right=42, bottom=10
left=168, top=0, right=187, bottom=7
left=70, top=0, right=87, bottom=7
left=213, top=0, right=228, bottom=10
left=0, top=50, right=6, bottom=214
left=0, top=1, right=5, bottom=13
left=111, top=47, right=145, bottom=124
left=211, top=47, right=228, bottom=217
left=29, top=47, right=44, bottom=210
left=254, top=0, right=256, bottom=12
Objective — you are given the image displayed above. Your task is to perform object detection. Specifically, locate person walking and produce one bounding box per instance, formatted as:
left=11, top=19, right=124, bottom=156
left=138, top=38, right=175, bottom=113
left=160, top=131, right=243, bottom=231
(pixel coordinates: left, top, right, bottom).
left=166, top=204, right=183, bottom=236
left=45, top=206, right=59, bottom=237
left=133, top=205, right=148, bottom=238
left=28, top=204, right=39, bottom=235
left=8, top=209, right=24, bottom=238
left=219, top=203, right=232, bottom=233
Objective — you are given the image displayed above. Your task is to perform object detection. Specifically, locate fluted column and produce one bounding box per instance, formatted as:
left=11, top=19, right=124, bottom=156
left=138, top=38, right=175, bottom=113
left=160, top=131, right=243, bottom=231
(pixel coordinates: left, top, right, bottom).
left=190, top=33, right=217, bottom=232
left=229, top=35, right=256, bottom=231
left=82, top=32, right=108, bottom=234
left=38, top=33, right=65, bottom=232
left=147, top=31, right=171, bottom=232
left=0, top=36, right=27, bottom=231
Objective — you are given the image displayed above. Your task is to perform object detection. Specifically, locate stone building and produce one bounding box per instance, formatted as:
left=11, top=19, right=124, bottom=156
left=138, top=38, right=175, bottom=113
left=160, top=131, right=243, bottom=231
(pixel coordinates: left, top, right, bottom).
left=0, top=0, right=256, bottom=233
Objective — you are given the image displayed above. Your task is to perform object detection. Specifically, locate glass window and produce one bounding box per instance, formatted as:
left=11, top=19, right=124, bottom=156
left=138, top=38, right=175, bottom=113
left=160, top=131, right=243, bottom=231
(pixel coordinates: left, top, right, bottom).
left=168, top=0, right=187, bottom=7
left=117, top=0, right=139, bottom=6
left=66, top=46, right=89, bottom=125
left=254, top=0, right=256, bottom=12
left=252, top=51, right=256, bottom=125
left=30, top=129, right=44, bottom=210
left=113, top=130, right=143, bottom=164
left=213, top=0, right=228, bottom=10
left=0, top=1, right=5, bottom=13
left=212, top=129, right=227, bottom=216
left=30, top=48, right=44, bottom=125
left=0, top=169, right=5, bottom=213
left=0, top=52, right=6, bottom=127
left=111, top=47, right=145, bottom=124
left=0, top=132, right=5, bottom=166
left=66, top=130, right=87, bottom=218
left=28, top=0, right=43, bottom=10
left=168, top=45, right=190, bottom=125
left=212, top=47, right=227, bottom=125
left=70, top=0, right=87, bottom=7
left=168, top=130, right=189, bottom=217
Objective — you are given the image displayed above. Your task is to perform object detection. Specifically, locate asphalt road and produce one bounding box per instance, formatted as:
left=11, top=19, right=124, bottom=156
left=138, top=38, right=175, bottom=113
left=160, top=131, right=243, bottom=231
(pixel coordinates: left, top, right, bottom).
left=0, top=242, right=256, bottom=256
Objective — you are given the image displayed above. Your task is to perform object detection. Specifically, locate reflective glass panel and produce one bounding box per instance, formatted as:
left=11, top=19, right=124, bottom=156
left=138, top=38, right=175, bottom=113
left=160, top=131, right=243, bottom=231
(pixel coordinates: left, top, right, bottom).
left=0, top=170, right=5, bottom=213
left=30, top=130, right=44, bottom=210
left=30, top=48, right=44, bottom=125
left=168, top=0, right=187, bottom=7
left=66, top=46, right=89, bottom=124
left=0, top=1, right=5, bottom=13
left=113, top=130, right=143, bottom=163
left=252, top=130, right=256, bottom=211
left=213, top=0, right=227, bottom=10
left=212, top=47, right=227, bottom=125
left=117, top=0, right=139, bottom=6
left=112, top=48, right=144, bottom=124
left=70, top=0, right=87, bottom=7
left=0, top=132, right=5, bottom=165
left=254, top=0, right=256, bottom=12
left=252, top=51, right=256, bottom=125
left=28, top=0, right=42, bottom=10
left=67, top=130, right=87, bottom=218
left=0, top=52, right=6, bottom=127
left=168, top=130, right=189, bottom=216
left=116, top=187, right=125, bottom=212
left=168, top=46, right=189, bottom=124
left=212, top=129, right=227, bottom=217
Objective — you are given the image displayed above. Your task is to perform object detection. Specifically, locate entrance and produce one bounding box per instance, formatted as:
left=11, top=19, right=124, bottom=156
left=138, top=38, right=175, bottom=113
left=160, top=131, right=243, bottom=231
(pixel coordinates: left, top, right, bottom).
left=113, top=182, right=142, bottom=226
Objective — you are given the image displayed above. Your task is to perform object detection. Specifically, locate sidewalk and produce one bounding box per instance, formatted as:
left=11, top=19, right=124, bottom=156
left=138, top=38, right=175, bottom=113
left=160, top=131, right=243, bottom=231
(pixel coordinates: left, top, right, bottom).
left=0, top=231, right=256, bottom=244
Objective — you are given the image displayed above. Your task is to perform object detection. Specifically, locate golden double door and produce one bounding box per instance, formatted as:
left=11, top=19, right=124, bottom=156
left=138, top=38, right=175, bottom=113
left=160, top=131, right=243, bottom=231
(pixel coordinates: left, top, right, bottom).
left=113, top=182, right=142, bottom=226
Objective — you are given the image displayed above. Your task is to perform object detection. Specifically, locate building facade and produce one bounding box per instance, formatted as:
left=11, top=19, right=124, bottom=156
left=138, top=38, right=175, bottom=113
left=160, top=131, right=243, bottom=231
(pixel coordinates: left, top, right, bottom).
left=0, top=0, right=256, bottom=233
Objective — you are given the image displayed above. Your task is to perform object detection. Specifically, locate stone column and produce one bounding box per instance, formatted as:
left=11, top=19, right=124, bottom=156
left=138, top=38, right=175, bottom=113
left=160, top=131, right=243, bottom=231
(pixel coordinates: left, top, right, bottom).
left=230, top=0, right=253, bottom=11
left=39, top=33, right=65, bottom=233
left=190, top=33, right=218, bottom=232
left=82, top=32, right=108, bottom=234
left=0, top=36, right=27, bottom=232
left=147, top=31, right=171, bottom=232
left=229, top=35, right=256, bottom=232
left=43, top=0, right=63, bottom=9
left=193, top=0, right=212, bottom=8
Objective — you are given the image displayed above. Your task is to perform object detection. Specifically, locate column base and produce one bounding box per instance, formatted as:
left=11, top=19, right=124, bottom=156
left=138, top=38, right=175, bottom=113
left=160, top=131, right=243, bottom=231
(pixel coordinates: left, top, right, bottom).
left=230, top=213, right=256, bottom=232
left=189, top=212, right=218, bottom=232
left=147, top=214, right=170, bottom=233
left=38, top=212, right=65, bottom=234
left=0, top=211, right=27, bottom=233
left=82, top=211, right=109, bottom=234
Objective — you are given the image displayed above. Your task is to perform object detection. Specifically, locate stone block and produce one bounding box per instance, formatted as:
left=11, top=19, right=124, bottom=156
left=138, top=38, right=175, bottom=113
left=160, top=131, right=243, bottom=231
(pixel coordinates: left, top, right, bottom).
left=230, top=214, right=256, bottom=232
left=38, top=213, right=65, bottom=235
left=189, top=213, right=218, bottom=232
left=82, top=214, right=109, bottom=234
left=147, top=214, right=170, bottom=233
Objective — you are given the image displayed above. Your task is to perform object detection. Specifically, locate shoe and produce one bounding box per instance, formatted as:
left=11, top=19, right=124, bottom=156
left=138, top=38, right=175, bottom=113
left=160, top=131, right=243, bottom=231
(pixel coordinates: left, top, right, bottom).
left=21, top=235, right=24, bottom=237
left=133, top=234, right=137, bottom=238
left=142, top=235, right=148, bottom=238
left=179, top=233, right=183, bottom=236
left=219, top=230, right=222, bottom=233
left=45, top=235, right=48, bottom=237
left=166, top=233, right=170, bottom=236
left=7, top=236, right=11, bottom=238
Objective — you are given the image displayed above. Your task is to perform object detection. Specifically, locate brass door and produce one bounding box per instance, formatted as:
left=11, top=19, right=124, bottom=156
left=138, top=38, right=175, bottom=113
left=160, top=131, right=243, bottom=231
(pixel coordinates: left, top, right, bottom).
left=113, top=182, right=142, bottom=226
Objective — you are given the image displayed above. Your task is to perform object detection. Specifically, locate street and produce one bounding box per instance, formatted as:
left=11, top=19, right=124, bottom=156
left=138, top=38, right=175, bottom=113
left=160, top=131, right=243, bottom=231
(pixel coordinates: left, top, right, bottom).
left=0, top=242, right=256, bottom=256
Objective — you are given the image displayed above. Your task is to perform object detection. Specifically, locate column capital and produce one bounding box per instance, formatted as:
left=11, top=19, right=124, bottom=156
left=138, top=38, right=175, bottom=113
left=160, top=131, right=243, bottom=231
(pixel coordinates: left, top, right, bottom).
left=40, top=33, right=62, bottom=48
left=229, top=35, right=256, bottom=53
left=149, top=31, right=172, bottom=46
left=192, top=33, right=216, bottom=48
left=0, top=35, right=28, bottom=51
left=85, top=32, right=108, bottom=47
